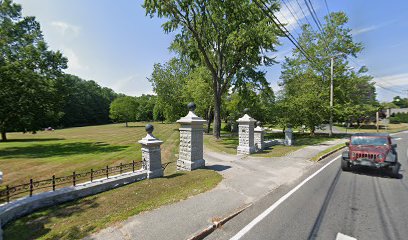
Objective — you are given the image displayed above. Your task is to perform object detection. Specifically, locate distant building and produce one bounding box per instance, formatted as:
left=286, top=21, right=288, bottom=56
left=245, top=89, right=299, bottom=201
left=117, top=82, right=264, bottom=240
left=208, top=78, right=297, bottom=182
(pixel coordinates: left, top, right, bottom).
left=385, top=108, right=408, bottom=118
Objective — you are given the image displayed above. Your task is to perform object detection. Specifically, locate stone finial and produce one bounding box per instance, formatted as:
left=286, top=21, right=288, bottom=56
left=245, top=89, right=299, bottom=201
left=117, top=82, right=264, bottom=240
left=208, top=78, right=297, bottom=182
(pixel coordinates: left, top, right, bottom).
left=145, top=124, right=154, bottom=134
left=257, top=121, right=262, bottom=127
left=187, top=102, right=196, bottom=112
left=243, top=108, right=250, bottom=114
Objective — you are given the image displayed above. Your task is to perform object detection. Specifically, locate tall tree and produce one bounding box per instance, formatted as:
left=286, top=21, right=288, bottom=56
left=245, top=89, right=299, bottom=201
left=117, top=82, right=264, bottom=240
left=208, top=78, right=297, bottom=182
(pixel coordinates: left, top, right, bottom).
left=148, top=58, right=189, bottom=122
left=0, top=0, right=67, bottom=141
left=143, top=0, right=281, bottom=138
left=109, top=96, right=139, bottom=127
left=57, top=74, right=119, bottom=127
left=279, top=12, right=377, bottom=134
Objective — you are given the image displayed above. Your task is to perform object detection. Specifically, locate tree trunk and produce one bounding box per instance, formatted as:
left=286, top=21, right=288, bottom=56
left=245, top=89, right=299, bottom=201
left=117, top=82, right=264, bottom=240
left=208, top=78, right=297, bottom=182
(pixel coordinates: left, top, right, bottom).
left=207, top=106, right=213, bottom=134
left=310, top=126, right=315, bottom=136
left=213, top=92, right=222, bottom=139
left=125, top=121, right=128, bottom=127
left=1, top=128, right=6, bottom=142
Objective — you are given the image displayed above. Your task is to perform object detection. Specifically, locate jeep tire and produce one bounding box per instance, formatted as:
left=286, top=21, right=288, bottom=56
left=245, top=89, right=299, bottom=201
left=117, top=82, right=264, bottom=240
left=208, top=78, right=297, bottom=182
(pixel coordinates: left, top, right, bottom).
left=341, top=158, right=350, bottom=171
left=390, top=162, right=401, bottom=179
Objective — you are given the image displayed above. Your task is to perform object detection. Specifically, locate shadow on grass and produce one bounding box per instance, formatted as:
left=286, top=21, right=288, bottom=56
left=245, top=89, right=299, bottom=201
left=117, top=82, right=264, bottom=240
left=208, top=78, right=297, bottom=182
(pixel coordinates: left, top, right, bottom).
left=4, top=197, right=100, bottom=240
left=1, top=138, right=65, bottom=143
left=0, top=142, right=129, bottom=159
left=163, top=172, right=185, bottom=179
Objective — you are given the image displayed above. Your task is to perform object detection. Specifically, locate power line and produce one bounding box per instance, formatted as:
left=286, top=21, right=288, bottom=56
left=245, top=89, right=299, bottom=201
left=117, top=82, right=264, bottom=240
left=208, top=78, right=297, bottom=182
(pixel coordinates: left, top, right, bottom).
left=280, top=0, right=304, bottom=33
left=303, top=0, right=323, bottom=33
left=255, top=0, right=317, bottom=66
left=348, top=58, right=405, bottom=95
left=323, top=0, right=332, bottom=25
left=294, top=0, right=314, bottom=29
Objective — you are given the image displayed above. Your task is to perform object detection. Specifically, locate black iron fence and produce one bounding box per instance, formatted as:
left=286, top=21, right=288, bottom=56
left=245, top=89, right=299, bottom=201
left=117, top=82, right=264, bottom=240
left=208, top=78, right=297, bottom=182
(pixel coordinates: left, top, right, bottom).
left=0, top=160, right=157, bottom=203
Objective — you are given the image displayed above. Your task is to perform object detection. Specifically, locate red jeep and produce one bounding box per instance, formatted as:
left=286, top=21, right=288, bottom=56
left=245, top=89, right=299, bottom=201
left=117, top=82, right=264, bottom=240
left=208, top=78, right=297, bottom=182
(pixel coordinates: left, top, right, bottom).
left=341, top=133, right=400, bottom=178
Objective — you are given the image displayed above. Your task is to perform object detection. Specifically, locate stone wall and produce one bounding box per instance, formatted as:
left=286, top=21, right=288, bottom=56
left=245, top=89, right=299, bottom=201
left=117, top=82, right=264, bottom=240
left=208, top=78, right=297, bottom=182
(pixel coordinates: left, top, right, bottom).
left=0, top=171, right=147, bottom=229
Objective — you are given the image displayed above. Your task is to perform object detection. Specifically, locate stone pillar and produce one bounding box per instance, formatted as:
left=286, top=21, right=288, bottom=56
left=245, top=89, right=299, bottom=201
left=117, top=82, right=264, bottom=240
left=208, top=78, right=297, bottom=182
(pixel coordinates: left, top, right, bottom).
left=285, top=126, right=294, bottom=146
left=0, top=170, right=3, bottom=184
left=254, top=121, right=265, bottom=152
left=237, top=109, right=257, bottom=154
left=177, top=102, right=206, bottom=171
left=138, top=124, right=163, bottom=179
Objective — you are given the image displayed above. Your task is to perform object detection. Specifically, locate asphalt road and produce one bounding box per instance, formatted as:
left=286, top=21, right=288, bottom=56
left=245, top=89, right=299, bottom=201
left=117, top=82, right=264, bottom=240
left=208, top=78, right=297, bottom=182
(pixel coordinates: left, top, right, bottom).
left=207, top=131, right=408, bottom=240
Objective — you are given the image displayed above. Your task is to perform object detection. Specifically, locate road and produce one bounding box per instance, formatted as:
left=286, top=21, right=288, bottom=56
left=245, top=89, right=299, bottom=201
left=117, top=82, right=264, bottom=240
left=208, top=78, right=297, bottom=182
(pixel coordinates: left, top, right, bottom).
left=207, top=131, right=408, bottom=240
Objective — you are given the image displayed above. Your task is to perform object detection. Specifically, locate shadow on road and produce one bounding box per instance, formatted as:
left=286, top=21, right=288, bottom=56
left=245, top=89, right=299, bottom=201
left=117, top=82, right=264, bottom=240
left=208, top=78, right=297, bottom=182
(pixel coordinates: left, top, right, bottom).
left=206, top=164, right=231, bottom=172
left=350, top=167, right=404, bottom=180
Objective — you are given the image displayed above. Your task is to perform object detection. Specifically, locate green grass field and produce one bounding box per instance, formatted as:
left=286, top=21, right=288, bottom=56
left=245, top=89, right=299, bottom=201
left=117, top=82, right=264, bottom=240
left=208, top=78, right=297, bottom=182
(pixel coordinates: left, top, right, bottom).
left=1, top=122, right=222, bottom=239
left=0, top=123, right=180, bottom=187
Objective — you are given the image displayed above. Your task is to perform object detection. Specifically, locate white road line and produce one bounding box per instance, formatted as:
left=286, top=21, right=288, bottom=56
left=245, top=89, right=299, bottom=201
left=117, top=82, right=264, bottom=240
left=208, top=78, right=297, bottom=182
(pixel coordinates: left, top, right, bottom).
left=336, top=232, right=357, bottom=240
left=230, top=155, right=342, bottom=240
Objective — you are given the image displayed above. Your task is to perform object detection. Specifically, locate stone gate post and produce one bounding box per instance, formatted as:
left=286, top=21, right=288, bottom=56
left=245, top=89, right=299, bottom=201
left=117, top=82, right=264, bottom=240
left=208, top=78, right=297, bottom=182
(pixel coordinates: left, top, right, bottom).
left=138, top=124, right=164, bottom=179
left=237, top=109, right=257, bottom=154
left=254, top=121, right=265, bottom=152
left=285, top=125, right=294, bottom=146
left=177, top=102, right=206, bottom=171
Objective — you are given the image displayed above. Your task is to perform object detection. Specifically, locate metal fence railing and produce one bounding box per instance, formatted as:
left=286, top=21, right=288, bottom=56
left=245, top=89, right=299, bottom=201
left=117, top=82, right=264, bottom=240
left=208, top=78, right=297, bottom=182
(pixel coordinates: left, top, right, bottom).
left=0, top=160, right=147, bottom=203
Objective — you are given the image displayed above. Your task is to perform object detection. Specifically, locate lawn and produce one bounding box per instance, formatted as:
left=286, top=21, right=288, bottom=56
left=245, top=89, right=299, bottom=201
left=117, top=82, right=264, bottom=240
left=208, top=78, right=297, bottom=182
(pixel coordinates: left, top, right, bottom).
left=335, top=123, right=408, bottom=133
left=0, top=122, right=180, bottom=187
left=4, top=169, right=221, bottom=240
left=310, top=143, right=346, bottom=161
left=204, top=132, right=346, bottom=158
left=1, top=123, right=223, bottom=239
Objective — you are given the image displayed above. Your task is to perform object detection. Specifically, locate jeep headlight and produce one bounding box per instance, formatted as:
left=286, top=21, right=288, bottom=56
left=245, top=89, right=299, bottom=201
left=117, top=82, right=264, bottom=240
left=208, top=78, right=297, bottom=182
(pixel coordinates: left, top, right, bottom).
left=352, top=152, right=356, bottom=158
left=377, top=154, right=385, bottom=161
left=386, top=152, right=396, bottom=162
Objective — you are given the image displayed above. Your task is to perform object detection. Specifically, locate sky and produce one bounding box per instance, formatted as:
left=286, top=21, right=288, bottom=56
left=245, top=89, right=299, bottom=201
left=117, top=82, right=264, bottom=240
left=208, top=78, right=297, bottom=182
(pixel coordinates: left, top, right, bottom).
left=13, top=0, right=408, bottom=102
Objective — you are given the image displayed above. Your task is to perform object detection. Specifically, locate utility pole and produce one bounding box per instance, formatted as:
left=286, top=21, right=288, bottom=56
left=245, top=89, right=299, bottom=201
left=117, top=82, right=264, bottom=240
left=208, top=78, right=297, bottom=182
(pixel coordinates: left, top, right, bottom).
left=329, top=57, right=334, bottom=137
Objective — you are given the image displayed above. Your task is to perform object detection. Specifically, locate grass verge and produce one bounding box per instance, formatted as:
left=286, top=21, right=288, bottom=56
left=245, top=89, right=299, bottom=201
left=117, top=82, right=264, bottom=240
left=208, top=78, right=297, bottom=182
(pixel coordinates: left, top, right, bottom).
left=335, top=123, right=408, bottom=133
left=311, top=143, right=346, bottom=162
left=204, top=132, right=345, bottom=158
left=4, top=169, right=222, bottom=240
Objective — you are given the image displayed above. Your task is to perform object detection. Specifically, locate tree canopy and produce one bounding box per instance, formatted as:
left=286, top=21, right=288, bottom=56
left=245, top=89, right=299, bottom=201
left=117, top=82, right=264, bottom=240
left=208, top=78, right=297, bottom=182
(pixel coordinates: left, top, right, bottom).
left=278, top=12, right=377, bottom=133
left=144, top=0, right=281, bottom=138
left=0, top=0, right=67, bottom=141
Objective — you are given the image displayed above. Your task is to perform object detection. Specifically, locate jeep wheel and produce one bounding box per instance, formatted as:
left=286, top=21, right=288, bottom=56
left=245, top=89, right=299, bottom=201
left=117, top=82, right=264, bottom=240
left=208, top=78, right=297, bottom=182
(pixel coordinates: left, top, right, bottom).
left=341, top=159, right=350, bottom=171
left=390, top=162, right=401, bottom=178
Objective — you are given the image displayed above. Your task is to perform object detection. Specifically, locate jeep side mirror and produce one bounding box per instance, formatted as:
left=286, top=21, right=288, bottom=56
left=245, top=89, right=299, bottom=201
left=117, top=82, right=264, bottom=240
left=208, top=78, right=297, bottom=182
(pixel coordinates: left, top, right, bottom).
left=392, top=143, right=397, bottom=148
left=345, top=142, right=350, bottom=147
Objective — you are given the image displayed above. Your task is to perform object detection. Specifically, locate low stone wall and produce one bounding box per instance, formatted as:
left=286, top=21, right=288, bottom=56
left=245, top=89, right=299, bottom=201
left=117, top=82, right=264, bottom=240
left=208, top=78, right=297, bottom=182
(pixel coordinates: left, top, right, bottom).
left=0, top=170, right=147, bottom=229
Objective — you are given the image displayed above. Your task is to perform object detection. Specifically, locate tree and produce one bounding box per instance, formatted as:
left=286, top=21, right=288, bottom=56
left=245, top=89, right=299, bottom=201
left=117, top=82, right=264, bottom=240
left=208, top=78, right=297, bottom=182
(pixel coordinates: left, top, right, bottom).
left=143, top=0, right=281, bottom=138
left=0, top=0, right=67, bottom=141
left=148, top=58, right=189, bottom=122
left=109, top=96, right=139, bottom=127
left=135, top=94, right=156, bottom=121
left=56, top=74, right=120, bottom=127
left=279, top=12, right=377, bottom=134
left=184, top=66, right=214, bottom=132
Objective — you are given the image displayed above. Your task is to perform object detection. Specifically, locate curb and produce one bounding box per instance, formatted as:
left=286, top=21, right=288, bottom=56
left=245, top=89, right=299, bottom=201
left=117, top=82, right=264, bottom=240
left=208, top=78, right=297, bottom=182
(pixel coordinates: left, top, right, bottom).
left=187, top=204, right=252, bottom=240
left=316, top=145, right=346, bottom=162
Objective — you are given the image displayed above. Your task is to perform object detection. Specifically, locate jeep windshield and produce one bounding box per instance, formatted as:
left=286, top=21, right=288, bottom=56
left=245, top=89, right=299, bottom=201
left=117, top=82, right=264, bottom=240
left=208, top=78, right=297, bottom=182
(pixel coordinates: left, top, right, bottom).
left=350, top=136, right=388, bottom=146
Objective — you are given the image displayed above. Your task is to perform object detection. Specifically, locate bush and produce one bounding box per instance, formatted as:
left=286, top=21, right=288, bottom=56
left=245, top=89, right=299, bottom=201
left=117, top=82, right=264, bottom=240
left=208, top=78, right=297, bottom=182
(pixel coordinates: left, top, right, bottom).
left=389, top=113, right=408, bottom=124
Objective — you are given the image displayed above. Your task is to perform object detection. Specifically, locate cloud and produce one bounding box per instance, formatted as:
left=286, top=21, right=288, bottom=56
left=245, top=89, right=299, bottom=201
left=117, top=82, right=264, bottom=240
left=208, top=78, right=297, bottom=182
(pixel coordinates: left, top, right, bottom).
left=61, top=48, right=88, bottom=71
left=351, top=25, right=381, bottom=35
left=374, top=73, right=408, bottom=88
left=351, top=20, right=396, bottom=36
left=51, top=21, right=80, bottom=36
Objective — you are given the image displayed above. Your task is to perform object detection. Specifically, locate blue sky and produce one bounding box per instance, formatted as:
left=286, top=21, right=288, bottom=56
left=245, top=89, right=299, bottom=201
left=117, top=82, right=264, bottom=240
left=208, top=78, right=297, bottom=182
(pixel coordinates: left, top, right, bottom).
left=14, top=0, right=408, bottom=102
